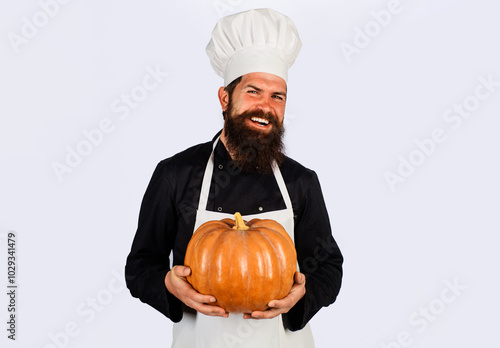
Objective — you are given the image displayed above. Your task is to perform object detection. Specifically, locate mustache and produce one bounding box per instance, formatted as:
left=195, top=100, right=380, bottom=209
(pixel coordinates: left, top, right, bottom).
left=236, top=109, right=280, bottom=125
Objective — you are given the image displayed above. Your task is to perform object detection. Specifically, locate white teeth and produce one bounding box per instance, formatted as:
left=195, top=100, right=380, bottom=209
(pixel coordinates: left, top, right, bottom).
left=250, top=117, right=269, bottom=125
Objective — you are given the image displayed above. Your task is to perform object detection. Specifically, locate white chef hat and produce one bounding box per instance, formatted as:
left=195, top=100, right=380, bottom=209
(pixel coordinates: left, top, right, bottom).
left=206, top=8, right=302, bottom=86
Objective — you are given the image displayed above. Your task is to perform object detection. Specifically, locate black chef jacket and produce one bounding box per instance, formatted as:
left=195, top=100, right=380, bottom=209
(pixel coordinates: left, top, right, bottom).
left=125, top=131, right=343, bottom=331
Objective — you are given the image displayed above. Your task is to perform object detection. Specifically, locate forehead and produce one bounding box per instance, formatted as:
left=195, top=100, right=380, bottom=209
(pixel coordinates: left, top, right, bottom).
left=239, top=72, right=287, bottom=92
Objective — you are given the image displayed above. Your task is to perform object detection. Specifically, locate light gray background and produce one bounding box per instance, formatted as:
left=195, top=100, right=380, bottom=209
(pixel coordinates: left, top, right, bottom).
left=1, top=0, right=499, bottom=347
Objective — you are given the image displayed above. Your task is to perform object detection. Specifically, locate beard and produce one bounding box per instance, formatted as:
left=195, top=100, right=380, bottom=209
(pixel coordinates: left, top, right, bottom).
left=223, top=106, right=285, bottom=175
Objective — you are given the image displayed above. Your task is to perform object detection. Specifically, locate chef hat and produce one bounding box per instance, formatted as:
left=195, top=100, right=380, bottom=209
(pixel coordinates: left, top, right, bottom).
left=206, top=8, right=302, bottom=86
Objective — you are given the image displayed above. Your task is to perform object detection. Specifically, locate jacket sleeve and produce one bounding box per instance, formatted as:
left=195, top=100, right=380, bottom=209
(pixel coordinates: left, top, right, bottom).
left=282, top=171, right=343, bottom=331
left=125, top=161, right=183, bottom=322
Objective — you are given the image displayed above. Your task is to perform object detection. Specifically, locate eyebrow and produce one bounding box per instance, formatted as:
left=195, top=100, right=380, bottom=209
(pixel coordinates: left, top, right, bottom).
left=245, top=84, right=287, bottom=97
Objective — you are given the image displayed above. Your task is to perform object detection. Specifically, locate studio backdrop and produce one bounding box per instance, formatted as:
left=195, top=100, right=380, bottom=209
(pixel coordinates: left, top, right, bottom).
left=1, top=0, right=499, bottom=347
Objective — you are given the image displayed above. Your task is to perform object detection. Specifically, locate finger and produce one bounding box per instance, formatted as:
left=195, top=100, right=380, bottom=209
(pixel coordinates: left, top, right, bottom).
left=249, top=308, right=281, bottom=319
left=294, top=271, right=305, bottom=284
left=266, top=299, right=289, bottom=313
left=242, top=312, right=264, bottom=320
left=180, top=286, right=220, bottom=308
left=188, top=289, right=217, bottom=305
left=173, top=265, right=191, bottom=277
left=195, top=303, right=229, bottom=317
left=185, top=298, right=228, bottom=317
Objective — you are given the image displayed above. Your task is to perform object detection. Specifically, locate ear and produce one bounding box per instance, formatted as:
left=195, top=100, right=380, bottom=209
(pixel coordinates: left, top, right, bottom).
left=218, top=86, right=229, bottom=111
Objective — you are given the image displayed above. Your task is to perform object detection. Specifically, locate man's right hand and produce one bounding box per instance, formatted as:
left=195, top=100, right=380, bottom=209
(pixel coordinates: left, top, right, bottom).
left=165, top=265, right=229, bottom=318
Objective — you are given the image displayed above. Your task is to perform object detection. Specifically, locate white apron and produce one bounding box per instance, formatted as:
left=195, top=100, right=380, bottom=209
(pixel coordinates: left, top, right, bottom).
left=171, top=137, right=314, bottom=348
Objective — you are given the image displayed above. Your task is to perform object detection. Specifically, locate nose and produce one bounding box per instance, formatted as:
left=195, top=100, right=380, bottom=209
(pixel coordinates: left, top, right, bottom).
left=256, top=96, right=272, bottom=113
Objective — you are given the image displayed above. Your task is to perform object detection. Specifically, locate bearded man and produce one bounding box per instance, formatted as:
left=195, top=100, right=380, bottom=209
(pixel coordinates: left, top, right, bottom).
left=125, top=8, right=343, bottom=348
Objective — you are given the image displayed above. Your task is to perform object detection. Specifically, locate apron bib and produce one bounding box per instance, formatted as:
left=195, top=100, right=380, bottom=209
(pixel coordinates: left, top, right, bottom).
left=172, top=137, right=314, bottom=348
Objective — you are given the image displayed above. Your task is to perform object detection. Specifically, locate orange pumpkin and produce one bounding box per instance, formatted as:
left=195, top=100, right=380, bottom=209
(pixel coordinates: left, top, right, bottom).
left=184, top=212, right=297, bottom=313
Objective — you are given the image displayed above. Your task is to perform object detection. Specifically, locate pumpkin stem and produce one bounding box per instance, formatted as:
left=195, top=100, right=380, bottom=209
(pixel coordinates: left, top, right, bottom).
left=233, top=212, right=249, bottom=230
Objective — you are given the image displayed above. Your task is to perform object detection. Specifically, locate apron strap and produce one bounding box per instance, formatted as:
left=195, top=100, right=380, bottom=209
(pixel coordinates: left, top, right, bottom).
left=198, top=135, right=293, bottom=212
left=272, top=162, right=292, bottom=211
left=197, top=137, right=218, bottom=211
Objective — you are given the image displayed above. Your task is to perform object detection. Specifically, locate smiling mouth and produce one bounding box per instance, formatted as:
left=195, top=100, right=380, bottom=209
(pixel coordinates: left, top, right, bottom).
left=250, top=117, right=270, bottom=127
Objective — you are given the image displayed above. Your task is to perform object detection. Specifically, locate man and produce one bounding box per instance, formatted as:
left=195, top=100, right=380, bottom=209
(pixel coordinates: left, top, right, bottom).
left=125, top=8, right=343, bottom=347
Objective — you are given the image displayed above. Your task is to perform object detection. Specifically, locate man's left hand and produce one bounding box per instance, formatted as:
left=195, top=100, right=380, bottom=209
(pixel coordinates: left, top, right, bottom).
left=243, top=271, right=306, bottom=319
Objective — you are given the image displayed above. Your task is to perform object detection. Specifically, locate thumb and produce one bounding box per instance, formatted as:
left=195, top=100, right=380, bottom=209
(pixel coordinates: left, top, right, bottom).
left=295, top=272, right=305, bottom=284
left=174, top=265, right=191, bottom=277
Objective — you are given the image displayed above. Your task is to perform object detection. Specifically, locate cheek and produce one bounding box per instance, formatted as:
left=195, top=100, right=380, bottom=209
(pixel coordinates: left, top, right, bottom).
left=231, top=99, right=250, bottom=114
